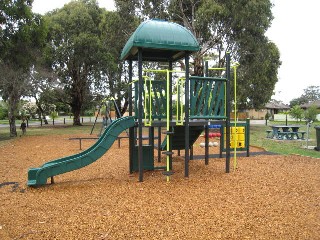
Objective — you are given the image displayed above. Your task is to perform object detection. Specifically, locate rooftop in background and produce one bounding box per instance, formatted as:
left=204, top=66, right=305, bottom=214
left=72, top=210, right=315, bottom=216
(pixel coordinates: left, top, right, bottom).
left=265, top=102, right=290, bottom=110
left=120, top=19, right=200, bottom=62
left=301, top=100, right=320, bottom=109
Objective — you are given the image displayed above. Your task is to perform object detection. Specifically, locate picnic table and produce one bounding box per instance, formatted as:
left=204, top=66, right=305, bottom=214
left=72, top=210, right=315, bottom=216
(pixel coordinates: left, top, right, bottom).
left=266, top=125, right=306, bottom=140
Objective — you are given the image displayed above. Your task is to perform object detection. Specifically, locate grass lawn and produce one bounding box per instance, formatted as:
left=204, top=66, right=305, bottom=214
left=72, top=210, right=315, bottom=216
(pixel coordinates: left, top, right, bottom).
left=250, top=121, right=320, bottom=158
left=0, top=123, right=98, bottom=147
left=1, top=120, right=320, bottom=158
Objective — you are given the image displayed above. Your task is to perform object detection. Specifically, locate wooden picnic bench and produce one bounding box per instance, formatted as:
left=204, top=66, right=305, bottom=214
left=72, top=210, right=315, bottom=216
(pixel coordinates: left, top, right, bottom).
left=69, top=136, right=128, bottom=150
left=266, top=130, right=273, bottom=138
left=69, top=137, right=99, bottom=150
left=266, top=125, right=306, bottom=140
left=274, top=131, right=306, bottom=140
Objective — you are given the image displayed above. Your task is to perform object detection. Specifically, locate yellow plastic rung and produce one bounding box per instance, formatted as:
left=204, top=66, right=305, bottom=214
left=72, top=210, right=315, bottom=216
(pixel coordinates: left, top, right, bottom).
left=237, top=133, right=245, bottom=141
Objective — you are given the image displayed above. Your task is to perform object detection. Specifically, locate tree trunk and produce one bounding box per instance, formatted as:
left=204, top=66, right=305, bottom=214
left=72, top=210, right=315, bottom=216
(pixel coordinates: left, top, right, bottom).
left=193, top=55, right=204, bottom=77
left=121, top=98, right=129, bottom=116
left=71, top=86, right=83, bottom=126
left=70, top=67, right=86, bottom=126
left=8, top=96, right=19, bottom=137
left=73, top=108, right=81, bottom=125
left=34, top=97, right=48, bottom=124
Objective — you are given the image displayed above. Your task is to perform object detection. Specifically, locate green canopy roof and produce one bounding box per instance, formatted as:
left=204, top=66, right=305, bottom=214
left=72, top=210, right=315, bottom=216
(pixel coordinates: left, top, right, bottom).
left=120, top=19, right=200, bottom=61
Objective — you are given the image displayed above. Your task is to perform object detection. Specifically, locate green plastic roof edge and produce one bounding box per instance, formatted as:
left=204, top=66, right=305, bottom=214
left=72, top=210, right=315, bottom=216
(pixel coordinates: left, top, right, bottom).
left=120, top=19, right=200, bottom=61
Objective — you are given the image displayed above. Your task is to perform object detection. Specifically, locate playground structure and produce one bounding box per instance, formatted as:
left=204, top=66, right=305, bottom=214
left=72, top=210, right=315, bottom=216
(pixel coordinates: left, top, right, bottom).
left=121, top=19, right=241, bottom=182
left=27, top=19, right=250, bottom=186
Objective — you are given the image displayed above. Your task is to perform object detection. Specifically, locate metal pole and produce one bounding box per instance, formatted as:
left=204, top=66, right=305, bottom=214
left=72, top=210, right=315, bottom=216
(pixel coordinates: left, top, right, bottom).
left=225, top=52, right=231, bottom=173
left=90, top=107, right=100, bottom=135
left=205, top=60, right=209, bottom=77
left=205, top=125, right=209, bottom=165
left=138, top=49, right=144, bottom=182
left=158, top=126, right=161, bottom=162
left=184, top=53, right=190, bottom=177
left=306, top=121, right=310, bottom=149
left=246, top=118, right=250, bottom=157
left=128, top=60, right=134, bottom=173
left=113, top=98, right=122, bottom=118
left=169, top=61, right=173, bottom=170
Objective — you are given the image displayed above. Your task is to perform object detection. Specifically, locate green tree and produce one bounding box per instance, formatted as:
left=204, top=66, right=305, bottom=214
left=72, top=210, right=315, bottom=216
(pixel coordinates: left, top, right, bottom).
left=290, top=86, right=320, bottom=107
left=289, top=105, right=304, bottom=122
left=21, top=101, right=38, bottom=119
left=301, top=86, right=320, bottom=102
left=289, top=97, right=305, bottom=107
left=44, top=0, right=109, bottom=125
left=27, top=65, right=58, bottom=122
left=0, top=101, right=8, bottom=120
left=99, top=8, right=139, bottom=115
left=304, top=105, right=319, bottom=122
left=237, top=40, right=280, bottom=109
left=0, top=0, right=47, bottom=136
left=126, top=0, right=280, bottom=109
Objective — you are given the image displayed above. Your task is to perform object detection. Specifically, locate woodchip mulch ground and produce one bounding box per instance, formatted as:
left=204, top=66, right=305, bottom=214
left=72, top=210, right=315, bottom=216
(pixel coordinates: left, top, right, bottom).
left=0, top=133, right=319, bottom=239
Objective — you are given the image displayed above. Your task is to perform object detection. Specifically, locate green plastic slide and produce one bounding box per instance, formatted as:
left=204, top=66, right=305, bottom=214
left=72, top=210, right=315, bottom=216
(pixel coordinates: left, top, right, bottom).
left=27, top=116, right=135, bottom=187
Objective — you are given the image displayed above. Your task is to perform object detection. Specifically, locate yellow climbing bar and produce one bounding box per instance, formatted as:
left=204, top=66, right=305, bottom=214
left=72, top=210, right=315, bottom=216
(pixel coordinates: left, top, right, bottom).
left=175, top=77, right=185, bottom=125
left=143, top=76, right=152, bottom=126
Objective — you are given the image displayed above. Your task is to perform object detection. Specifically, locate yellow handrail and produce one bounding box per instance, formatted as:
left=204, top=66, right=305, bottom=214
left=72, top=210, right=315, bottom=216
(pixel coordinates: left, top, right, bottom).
left=175, top=77, right=185, bottom=125
left=143, top=76, right=152, bottom=126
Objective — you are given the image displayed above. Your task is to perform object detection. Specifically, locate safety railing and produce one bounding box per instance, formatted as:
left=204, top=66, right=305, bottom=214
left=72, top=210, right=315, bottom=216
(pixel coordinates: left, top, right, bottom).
left=189, top=76, right=227, bottom=119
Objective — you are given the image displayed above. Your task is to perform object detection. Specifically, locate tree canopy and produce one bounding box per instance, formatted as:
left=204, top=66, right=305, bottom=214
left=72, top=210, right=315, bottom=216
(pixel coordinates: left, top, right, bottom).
left=290, top=86, right=320, bottom=107
left=43, top=0, right=138, bottom=125
left=0, top=0, right=47, bottom=136
left=0, top=0, right=284, bottom=136
left=44, top=0, right=109, bottom=125
left=119, top=0, right=281, bottom=109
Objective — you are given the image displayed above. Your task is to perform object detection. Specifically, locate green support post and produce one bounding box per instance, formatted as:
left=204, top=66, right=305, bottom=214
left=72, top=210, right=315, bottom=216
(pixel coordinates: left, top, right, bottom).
left=138, top=49, right=143, bottom=182
left=184, top=53, right=190, bottom=177
left=225, top=53, right=231, bottom=173
left=128, top=60, right=135, bottom=173
left=246, top=118, right=250, bottom=157
left=205, top=125, right=209, bottom=165
left=169, top=61, right=173, bottom=170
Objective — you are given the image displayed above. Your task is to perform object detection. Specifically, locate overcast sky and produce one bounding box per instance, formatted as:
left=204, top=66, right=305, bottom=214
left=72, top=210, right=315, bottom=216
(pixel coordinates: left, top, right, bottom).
left=32, top=0, right=116, bottom=13
left=32, top=0, right=320, bottom=104
left=266, top=0, right=320, bottom=103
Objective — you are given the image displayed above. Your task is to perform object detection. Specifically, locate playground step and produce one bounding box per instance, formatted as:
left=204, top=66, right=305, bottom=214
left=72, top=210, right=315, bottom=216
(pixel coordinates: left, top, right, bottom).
left=162, top=131, right=175, bottom=135
left=162, top=171, right=175, bottom=176
left=162, top=151, right=174, bottom=155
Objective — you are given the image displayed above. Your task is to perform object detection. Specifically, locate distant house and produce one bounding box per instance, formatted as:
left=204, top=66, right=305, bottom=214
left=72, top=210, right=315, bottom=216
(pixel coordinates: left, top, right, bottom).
left=300, top=100, right=320, bottom=109
left=246, top=102, right=290, bottom=120
left=265, top=102, right=290, bottom=116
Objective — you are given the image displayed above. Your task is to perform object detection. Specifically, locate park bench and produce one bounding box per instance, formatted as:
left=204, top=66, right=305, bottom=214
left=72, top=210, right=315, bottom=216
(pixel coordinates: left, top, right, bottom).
left=276, top=131, right=306, bottom=140
left=266, top=130, right=273, bottom=138
left=277, top=132, right=294, bottom=140
left=69, top=136, right=128, bottom=149
left=69, top=135, right=159, bottom=150
left=69, top=137, right=99, bottom=150
left=293, top=131, right=306, bottom=140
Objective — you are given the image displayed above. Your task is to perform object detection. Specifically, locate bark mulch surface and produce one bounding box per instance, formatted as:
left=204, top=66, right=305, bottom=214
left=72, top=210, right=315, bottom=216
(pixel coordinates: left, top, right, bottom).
left=0, top=134, right=319, bottom=239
